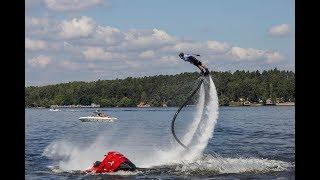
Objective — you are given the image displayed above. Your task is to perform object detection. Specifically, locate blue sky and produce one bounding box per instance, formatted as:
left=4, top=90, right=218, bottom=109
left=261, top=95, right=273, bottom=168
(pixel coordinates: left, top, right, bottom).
left=26, top=0, right=294, bottom=86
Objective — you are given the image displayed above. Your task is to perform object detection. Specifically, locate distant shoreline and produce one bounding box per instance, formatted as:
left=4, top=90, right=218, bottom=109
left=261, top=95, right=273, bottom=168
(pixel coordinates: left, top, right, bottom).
left=27, top=103, right=295, bottom=109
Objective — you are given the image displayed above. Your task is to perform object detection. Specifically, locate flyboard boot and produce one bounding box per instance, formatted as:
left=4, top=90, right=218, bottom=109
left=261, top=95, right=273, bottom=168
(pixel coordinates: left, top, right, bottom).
left=200, top=68, right=210, bottom=77
left=204, top=68, right=210, bottom=76
left=200, top=69, right=205, bottom=76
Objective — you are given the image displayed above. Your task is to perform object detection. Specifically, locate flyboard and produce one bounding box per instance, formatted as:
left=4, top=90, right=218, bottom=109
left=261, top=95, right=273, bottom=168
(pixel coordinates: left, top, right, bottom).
left=171, top=73, right=209, bottom=149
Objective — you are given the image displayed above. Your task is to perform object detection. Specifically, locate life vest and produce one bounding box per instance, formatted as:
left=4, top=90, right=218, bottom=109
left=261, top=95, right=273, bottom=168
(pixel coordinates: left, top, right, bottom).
left=86, top=151, right=130, bottom=173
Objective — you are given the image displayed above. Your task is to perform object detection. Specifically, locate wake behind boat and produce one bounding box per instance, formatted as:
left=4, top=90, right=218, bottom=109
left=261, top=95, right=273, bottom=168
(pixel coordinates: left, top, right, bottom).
left=79, top=110, right=117, bottom=122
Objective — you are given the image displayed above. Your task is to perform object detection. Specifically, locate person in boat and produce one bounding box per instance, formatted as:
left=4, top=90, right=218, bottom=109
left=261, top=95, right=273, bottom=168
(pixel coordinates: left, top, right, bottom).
left=85, top=151, right=136, bottom=173
left=95, top=110, right=106, bottom=117
left=179, top=52, right=209, bottom=76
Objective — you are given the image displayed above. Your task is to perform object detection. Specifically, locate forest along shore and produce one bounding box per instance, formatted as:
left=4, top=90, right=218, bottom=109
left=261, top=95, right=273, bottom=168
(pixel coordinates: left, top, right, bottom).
left=25, top=69, right=295, bottom=108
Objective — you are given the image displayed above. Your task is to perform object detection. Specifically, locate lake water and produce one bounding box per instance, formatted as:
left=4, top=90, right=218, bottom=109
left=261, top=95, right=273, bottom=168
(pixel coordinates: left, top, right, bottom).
left=25, top=106, right=295, bottom=179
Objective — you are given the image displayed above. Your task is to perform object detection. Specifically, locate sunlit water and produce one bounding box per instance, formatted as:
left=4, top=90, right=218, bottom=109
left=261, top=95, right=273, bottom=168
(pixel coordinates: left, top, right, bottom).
left=25, top=106, right=294, bottom=179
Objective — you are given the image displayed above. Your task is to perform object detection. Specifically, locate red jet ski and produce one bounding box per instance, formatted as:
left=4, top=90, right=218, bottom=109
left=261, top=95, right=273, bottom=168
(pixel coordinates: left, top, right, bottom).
left=85, top=151, right=136, bottom=173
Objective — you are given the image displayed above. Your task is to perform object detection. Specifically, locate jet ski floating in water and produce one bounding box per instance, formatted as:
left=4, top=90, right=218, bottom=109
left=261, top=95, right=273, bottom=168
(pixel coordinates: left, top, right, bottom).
left=79, top=110, right=117, bottom=122
left=85, top=151, right=136, bottom=173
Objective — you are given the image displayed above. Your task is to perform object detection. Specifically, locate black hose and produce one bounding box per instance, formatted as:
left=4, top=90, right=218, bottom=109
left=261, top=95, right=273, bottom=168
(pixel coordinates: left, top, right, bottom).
left=171, top=77, right=204, bottom=149
left=166, top=77, right=203, bottom=103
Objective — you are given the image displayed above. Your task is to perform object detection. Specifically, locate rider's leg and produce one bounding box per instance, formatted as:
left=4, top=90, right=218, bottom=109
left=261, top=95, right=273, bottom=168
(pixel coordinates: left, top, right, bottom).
left=197, top=65, right=205, bottom=74
left=199, top=64, right=209, bottom=75
left=200, top=64, right=207, bottom=69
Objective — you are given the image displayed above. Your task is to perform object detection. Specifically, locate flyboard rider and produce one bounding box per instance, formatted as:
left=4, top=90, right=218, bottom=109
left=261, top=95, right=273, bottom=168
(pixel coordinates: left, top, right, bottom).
left=179, top=52, right=210, bottom=76
left=170, top=52, right=210, bottom=150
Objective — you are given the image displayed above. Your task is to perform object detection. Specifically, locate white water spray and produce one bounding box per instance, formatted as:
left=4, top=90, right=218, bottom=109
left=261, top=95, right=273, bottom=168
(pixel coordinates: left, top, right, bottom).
left=183, top=77, right=219, bottom=161
left=142, top=76, right=219, bottom=166
left=181, top=83, right=205, bottom=145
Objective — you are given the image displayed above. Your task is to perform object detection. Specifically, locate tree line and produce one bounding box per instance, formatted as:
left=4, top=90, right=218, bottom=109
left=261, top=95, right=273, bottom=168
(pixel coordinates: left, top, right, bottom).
left=25, top=68, right=295, bottom=107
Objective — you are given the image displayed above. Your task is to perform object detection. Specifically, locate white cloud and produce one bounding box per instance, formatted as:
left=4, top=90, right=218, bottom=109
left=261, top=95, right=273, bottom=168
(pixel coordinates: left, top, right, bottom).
left=268, top=24, right=291, bottom=37
left=59, top=16, right=95, bottom=39
left=206, top=41, right=230, bottom=53
left=28, top=55, right=52, bottom=68
left=26, top=17, right=60, bottom=37
left=26, top=15, right=289, bottom=85
left=26, top=17, right=50, bottom=27
left=265, top=51, right=285, bottom=63
left=173, top=42, right=203, bottom=52
left=26, top=16, right=288, bottom=70
left=123, top=60, right=140, bottom=68
left=96, top=25, right=124, bottom=45
left=229, top=47, right=285, bottom=63
left=152, top=28, right=174, bottom=41
left=44, top=0, right=104, bottom=11
left=229, top=47, right=265, bottom=61
left=139, top=50, right=155, bottom=59
left=123, top=28, right=175, bottom=50
left=25, top=38, right=47, bottom=50
left=155, top=55, right=179, bottom=67
left=59, top=60, right=80, bottom=70
left=83, top=47, right=105, bottom=60
left=83, top=47, right=125, bottom=61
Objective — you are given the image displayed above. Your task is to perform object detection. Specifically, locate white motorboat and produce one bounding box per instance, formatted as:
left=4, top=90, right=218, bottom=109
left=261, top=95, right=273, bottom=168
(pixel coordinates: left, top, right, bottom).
left=49, top=108, right=61, bottom=111
left=79, top=110, right=117, bottom=122
left=79, top=116, right=117, bottom=122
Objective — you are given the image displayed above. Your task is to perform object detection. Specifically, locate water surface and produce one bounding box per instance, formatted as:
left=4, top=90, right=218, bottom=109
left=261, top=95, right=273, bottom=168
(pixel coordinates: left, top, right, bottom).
left=26, top=106, right=295, bottom=179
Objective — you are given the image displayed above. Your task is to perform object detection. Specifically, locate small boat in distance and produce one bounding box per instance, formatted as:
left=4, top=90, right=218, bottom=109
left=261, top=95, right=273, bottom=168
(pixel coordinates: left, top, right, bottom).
left=49, top=108, right=61, bottom=111
left=79, top=110, right=117, bottom=122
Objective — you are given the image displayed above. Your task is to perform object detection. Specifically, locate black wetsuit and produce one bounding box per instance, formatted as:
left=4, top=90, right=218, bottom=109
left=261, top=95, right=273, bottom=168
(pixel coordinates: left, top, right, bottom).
left=181, top=53, right=209, bottom=76
left=181, top=54, right=202, bottom=66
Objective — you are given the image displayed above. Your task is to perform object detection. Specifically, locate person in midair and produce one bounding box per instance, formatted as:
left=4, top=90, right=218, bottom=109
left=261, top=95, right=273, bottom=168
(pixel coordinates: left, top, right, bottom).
left=178, top=52, right=209, bottom=76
